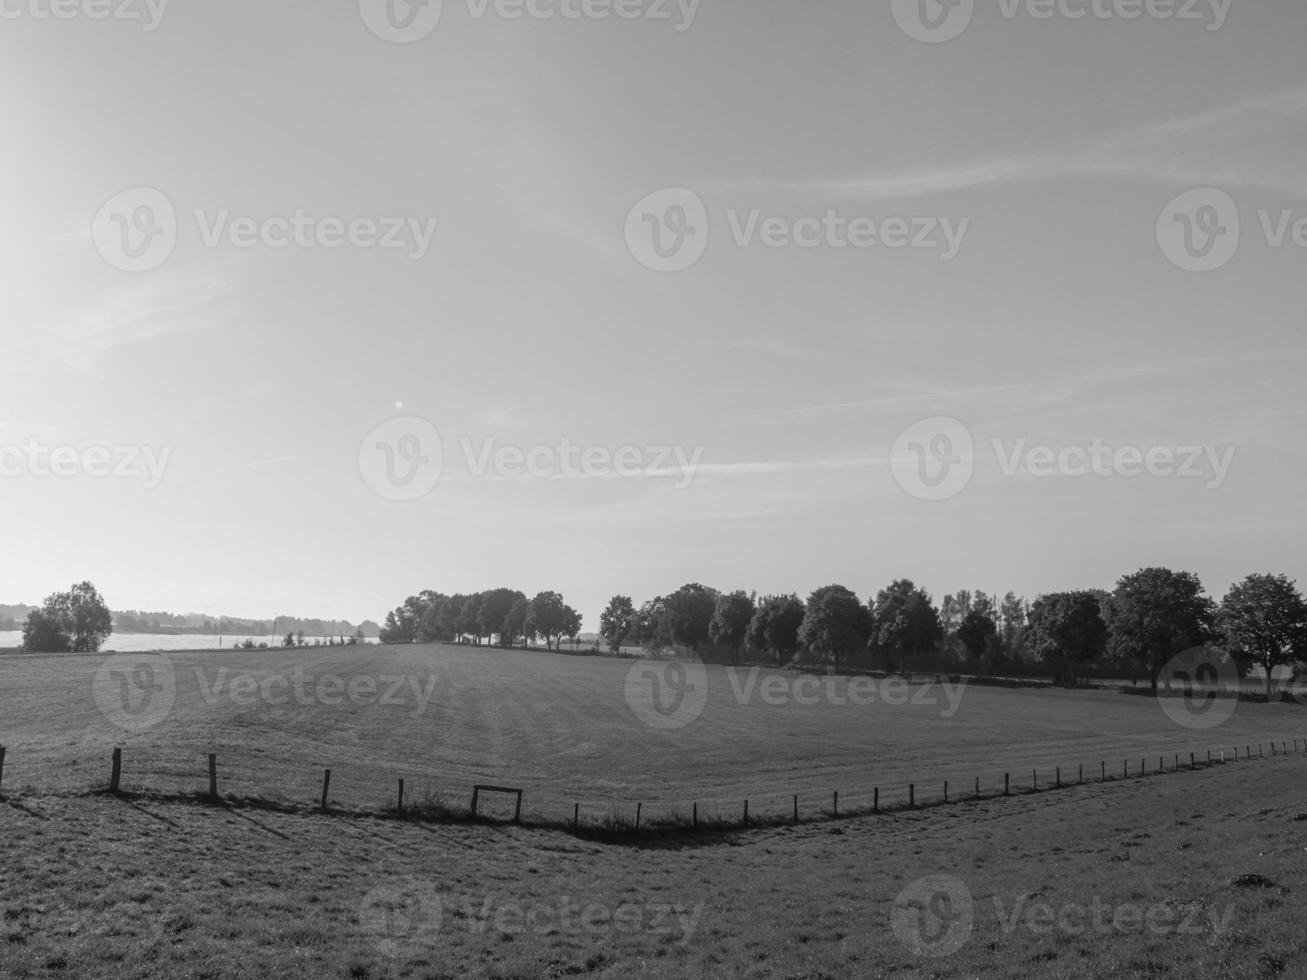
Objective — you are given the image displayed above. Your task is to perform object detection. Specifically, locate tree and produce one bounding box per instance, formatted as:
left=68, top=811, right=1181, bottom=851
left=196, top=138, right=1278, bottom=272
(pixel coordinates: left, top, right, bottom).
left=746, top=594, right=806, bottom=665
left=503, top=596, right=532, bottom=648
left=1218, top=574, right=1307, bottom=698
left=1026, top=591, right=1108, bottom=685
left=955, top=609, right=998, bottom=663
left=22, top=581, right=113, bottom=653
left=662, top=583, right=720, bottom=652
left=1103, top=568, right=1215, bottom=691
left=798, top=585, right=871, bottom=672
left=527, top=591, right=581, bottom=651
left=709, top=591, right=756, bottom=665
left=870, top=580, right=942, bottom=671
left=999, top=591, right=1029, bottom=662
left=478, top=589, right=526, bottom=647
left=599, top=595, right=637, bottom=654
left=457, top=594, right=483, bottom=644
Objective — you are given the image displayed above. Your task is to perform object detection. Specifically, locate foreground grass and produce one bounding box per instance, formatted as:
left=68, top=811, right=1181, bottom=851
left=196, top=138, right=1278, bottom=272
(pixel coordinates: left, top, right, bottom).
left=3, top=753, right=1307, bottom=978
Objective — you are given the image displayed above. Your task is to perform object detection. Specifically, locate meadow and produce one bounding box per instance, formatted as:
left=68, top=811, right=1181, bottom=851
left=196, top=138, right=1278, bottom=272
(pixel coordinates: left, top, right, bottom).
left=1, top=642, right=1304, bottom=825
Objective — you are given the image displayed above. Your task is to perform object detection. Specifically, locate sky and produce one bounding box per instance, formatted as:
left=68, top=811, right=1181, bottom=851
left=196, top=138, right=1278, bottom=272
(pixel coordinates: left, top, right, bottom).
left=1, top=0, right=1305, bottom=629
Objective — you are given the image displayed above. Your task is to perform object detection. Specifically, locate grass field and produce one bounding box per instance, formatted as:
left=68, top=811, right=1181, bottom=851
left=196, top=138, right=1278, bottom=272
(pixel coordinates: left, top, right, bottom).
left=4, top=643, right=1307, bottom=977
left=2, top=642, right=1305, bottom=826
left=3, top=748, right=1306, bottom=978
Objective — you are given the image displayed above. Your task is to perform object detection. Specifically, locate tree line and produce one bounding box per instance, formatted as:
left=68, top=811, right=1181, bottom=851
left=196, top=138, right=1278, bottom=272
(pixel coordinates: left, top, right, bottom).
left=587, top=569, right=1307, bottom=694
left=379, top=589, right=583, bottom=651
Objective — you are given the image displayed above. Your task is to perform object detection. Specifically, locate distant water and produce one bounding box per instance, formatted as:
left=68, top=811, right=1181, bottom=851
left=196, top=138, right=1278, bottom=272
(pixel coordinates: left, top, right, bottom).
left=0, top=632, right=372, bottom=653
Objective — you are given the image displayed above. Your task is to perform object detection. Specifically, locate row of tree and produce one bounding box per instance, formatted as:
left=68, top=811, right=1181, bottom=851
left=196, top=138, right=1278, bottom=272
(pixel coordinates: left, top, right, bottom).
left=592, top=570, right=1307, bottom=693
left=379, top=589, right=583, bottom=650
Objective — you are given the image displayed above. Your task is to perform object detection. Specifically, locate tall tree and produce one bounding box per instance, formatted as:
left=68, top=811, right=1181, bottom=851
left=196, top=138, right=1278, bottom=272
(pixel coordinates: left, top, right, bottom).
left=478, top=589, right=526, bottom=646
left=955, top=609, right=998, bottom=664
left=527, top=591, right=581, bottom=650
left=746, top=594, right=806, bottom=665
left=22, top=581, right=113, bottom=653
left=798, top=585, right=872, bottom=672
left=870, top=580, right=943, bottom=671
left=662, top=583, right=720, bottom=652
left=1026, top=591, right=1108, bottom=685
left=1218, top=573, right=1307, bottom=697
left=1103, top=567, right=1215, bottom=691
left=708, top=591, right=756, bottom=665
left=503, top=596, right=532, bottom=648
left=599, top=595, right=637, bottom=654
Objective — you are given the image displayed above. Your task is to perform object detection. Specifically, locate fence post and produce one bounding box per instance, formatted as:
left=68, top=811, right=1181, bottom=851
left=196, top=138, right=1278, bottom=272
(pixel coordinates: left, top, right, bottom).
left=1208, top=750, right=1212, bottom=766
left=573, top=803, right=579, bottom=831
left=975, top=777, right=980, bottom=800
left=833, top=791, right=839, bottom=816
left=693, top=802, right=698, bottom=828
left=909, top=785, right=915, bottom=808
left=1078, top=764, right=1083, bottom=785
left=208, top=754, right=218, bottom=800
left=794, top=795, right=799, bottom=823
left=397, top=779, right=404, bottom=817
left=514, top=790, right=522, bottom=824
left=0, top=746, right=6, bottom=795
left=1123, top=760, right=1127, bottom=779
left=1190, top=753, right=1195, bottom=769
left=1004, top=773, right=1010, bottom=796
left=1160, top=756, right=1164, bottom=773
left=1056, top=767, right=1060, bottom=789
left=873, top=788, right=879, bottom=813
left=636, top=802, right=642, bottom=830
left=1101, top=761, right=1106, bottom=781
left=944, top=781, right=948, bottom=803
left=743, top=800, right=749, bottom=827
left=320, top=770, right=331, bottom=810
left=1032, top=769, right=1037, bottom=790
left=111, top=748, right=122, bottom=794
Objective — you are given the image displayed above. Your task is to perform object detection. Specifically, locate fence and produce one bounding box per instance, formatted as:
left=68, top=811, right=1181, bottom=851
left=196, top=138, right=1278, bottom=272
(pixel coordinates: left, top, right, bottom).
left=2, top=736, right=1303, bottom=835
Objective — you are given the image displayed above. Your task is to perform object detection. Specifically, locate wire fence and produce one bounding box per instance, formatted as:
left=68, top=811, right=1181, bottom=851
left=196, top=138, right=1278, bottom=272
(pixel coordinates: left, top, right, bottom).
left=2, top=735, right=1304, bottom=833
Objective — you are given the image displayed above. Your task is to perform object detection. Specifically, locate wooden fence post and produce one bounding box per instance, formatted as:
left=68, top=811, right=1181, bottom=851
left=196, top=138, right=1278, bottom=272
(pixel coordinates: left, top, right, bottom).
left=1032, top=769, right=1037, bottom=790
left=975, top=776, right=980, bottom=800
left=111, top=748, right=122, bottom=794
left=1190, top=753, right=1195, bottom=769
left=208, top=754, right=218, bottom=800
left=1004, top=773, right=1010, bottom=796
left=944, top=781, right=948, bottom=803
left=833, top=791, right=839, bottom=816
left=0, top=746, right=6, bottom=795
left=693, top=802, right=698, bottom=828
left=873, top=788, right=879, bottom=813
left=320, top=769, right=331, bottom=810
left=397, top=779, right=404, bottom=817
left=636, top=802, right=642, bottom=830
left=1078, top=764, right=1083, bottom=785
left=573, top=803, right=579, bottom=831
left=909, top=784, right=914, bottom=808
left=794, top=795, right=799, bottom=823
left=743, top=800, right=749, bottom=827
left=1101, top=761, right=1106, bottom=781
left=1056, top=767, right=1060, bottom=789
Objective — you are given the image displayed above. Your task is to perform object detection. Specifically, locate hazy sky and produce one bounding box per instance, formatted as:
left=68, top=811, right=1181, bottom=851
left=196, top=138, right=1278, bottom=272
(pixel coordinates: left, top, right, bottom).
left=2, top=0, right=1305, bottom=627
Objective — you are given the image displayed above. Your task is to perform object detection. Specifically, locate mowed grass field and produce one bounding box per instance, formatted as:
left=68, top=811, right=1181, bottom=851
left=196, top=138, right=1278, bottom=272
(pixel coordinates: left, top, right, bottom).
left=2, top=642, right=1305, bottom=824
left=3, top=749, right=1307, bottom=978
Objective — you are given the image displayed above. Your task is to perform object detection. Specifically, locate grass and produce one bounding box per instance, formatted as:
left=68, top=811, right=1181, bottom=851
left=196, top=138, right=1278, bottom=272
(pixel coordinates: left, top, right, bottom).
left=0, top=642, right=1303, bottom=824
left=3, top=642, right=1307, bottom=976
left=2, top=752, right=1307, bottom=977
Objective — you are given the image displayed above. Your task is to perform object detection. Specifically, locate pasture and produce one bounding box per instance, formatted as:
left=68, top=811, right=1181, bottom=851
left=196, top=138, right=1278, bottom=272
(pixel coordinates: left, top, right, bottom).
left=1, top=642, right=1304, bottom=824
